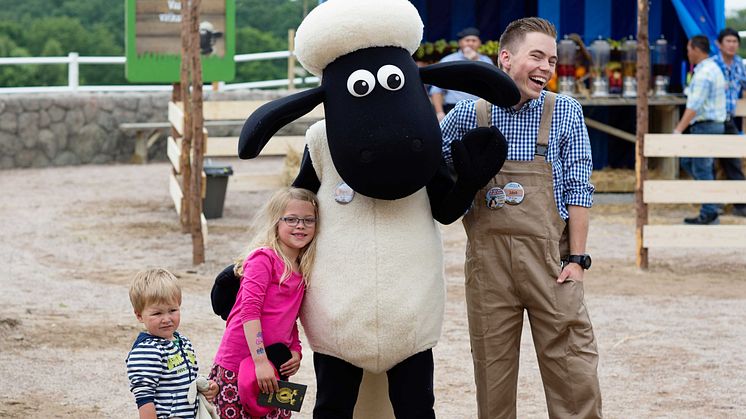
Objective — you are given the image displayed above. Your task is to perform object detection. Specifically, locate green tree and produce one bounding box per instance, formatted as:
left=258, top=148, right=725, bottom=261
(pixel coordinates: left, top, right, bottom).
left=236, top=0, right=313, bottom=40
left=235, top=26, right=286, bottom=83
left=0, top=35, right=40, bottom=86
left=0, top=0, right=314, bottom=87
left=39, top=38, right=66, bottom=86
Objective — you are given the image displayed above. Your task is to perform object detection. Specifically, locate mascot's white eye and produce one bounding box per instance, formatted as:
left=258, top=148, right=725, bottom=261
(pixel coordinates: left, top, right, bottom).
left=347, top=69, right=376, bottom=97
left=376, top=65, right=405, bottom=91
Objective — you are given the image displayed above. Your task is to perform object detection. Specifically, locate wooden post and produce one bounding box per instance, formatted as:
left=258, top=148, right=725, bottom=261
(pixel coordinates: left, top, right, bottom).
left=179, top=0, right=193, bottom=233
left=189, top=0, right=205, bottom=265
left=635, top=0, right=650, bottom=269
left=288, top=29, right=296, bottom=91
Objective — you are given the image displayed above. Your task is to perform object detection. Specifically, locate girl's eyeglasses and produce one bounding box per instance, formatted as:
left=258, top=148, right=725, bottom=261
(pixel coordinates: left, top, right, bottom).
left=279, top=216, right=317, bottom=227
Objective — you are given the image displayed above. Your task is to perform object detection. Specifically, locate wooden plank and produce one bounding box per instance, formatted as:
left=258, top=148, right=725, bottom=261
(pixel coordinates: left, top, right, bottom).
left=169, top=171, right=183, bottom=216
left=205, top=136, right=306, bottom=157
left=168, top=101, right=184, bottom=136
left=643, top=225, right=746, bottom=248
left=644, top=180, right=746, bottom=203
left=229, top=173, right=285, bottom=191
left=167, top=136, right=181, bottom=173
left=172, top=101, right=325, bottom=121
left=644, top=134, right=746, bottom=157
left=584, top=117, right=636, bottom=143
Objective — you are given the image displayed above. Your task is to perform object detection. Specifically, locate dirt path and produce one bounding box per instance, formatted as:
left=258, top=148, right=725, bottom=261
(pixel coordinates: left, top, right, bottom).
left=1, top=163, right=745, bottom=418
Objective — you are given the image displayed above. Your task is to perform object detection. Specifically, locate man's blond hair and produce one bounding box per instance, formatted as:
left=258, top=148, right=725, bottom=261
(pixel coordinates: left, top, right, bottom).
left=129, top=268, right=182, bottom=314
left=499, top=17, right=557, bottom=53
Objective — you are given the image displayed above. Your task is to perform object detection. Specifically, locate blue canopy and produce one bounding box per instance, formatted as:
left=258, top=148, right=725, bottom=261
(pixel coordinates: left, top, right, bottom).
left=409, top=0, right=725, bottom=92
left=410, top=0, right=724, bottom=45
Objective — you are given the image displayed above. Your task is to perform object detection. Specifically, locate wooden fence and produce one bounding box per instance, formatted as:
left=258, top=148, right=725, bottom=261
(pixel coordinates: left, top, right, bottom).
left=638, top=105, right=746, bottom=265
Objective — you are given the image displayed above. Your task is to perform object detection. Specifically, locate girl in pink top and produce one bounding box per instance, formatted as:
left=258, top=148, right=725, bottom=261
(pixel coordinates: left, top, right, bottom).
left=210, top=188, right=319, bottom=419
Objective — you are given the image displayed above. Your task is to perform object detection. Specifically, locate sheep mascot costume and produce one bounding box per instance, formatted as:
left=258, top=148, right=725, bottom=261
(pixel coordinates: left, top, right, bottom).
left=236, top=0, right=519, bottom=416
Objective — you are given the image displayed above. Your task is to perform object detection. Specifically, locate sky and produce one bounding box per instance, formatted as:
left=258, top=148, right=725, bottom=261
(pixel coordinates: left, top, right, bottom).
left=726, top=0, right=746, bottom=15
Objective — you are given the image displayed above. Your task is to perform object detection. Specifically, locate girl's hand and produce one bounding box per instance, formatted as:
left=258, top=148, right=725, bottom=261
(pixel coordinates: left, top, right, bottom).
left=255, top=358, right=279, bottom=394
left=280, top=351, right=301, bottom=377
left=199, top=379, right=219, bottom=400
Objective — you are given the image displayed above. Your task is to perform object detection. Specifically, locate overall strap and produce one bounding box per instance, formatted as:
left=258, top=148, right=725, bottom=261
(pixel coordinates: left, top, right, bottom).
left=476, top=99, right=492, bottom=128
left=536, top=92, right=556, bottom=157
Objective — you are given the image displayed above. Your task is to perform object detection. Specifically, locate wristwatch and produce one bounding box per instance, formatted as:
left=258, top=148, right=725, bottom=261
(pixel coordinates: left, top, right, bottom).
left=565, top=254, right=592, bottom=270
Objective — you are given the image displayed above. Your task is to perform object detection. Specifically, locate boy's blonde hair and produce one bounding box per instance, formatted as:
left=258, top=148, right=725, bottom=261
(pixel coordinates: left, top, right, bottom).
left=499, top=17, right=557, bottom=54
left=235, top=187, right=319, bottom=287
left=129, top=268, right=182, bottom=314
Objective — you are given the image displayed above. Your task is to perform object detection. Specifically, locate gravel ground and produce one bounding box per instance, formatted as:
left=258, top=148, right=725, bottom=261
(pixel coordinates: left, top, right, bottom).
left=1, top=162, right=745, bottom=418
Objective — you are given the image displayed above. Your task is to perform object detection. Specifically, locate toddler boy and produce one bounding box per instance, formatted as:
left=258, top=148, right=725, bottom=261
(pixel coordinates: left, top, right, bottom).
left=126, top=268, right=218, bottom=419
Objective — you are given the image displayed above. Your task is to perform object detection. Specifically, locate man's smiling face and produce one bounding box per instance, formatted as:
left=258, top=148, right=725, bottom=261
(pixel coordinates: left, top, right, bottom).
left=499, top=32, right=557, bottom=108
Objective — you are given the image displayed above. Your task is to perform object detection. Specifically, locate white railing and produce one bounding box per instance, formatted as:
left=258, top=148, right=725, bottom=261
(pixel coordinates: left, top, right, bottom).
left=0, top=50, right=319, bottom=94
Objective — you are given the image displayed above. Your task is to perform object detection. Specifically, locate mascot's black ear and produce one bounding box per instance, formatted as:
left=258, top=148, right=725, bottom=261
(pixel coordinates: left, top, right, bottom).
left=420, top=61, right=520, bottom=107
left=238, top=86, right=325, bottom=159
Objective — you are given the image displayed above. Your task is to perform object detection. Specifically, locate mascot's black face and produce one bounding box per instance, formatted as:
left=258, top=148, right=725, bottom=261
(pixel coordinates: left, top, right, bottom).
left=322, top=47, right=442, bottom=200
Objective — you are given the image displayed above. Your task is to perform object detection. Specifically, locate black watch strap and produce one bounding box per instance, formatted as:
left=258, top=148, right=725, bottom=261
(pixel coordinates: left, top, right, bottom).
left=565, top=254, right=591, bottom=270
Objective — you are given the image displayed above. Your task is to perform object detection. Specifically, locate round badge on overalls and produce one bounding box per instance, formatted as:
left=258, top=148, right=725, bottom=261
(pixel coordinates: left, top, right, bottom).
left=503, top=182, right=525, bottom=205
left=485, top=187, right=506, bottom=209
left=334, top=181, right=354, bottom=204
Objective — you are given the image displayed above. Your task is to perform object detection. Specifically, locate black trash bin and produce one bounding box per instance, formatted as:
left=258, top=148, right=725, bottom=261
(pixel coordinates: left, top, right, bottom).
left=203, top=164, right=233, bottom=219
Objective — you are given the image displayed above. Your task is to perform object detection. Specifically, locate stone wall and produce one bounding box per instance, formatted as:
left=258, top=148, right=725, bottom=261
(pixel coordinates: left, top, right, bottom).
left=0, top=90, right=284, bottom=169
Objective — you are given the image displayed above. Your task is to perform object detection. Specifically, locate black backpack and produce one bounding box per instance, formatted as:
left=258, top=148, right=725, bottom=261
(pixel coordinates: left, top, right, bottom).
left=210, top=264, right=240, bottom=321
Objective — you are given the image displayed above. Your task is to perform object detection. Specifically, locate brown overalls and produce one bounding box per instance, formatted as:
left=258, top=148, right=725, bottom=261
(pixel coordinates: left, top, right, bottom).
left=462, top=95, right=602, bottom=418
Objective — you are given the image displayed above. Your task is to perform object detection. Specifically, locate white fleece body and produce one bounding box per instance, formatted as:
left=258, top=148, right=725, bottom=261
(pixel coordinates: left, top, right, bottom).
left=300, top=120, right=445, bottom=373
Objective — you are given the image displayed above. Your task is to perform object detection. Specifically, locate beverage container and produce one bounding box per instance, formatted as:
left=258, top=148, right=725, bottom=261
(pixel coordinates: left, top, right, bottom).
left=622, top=37, right=637, bottom=97
left=558, top=36, right=576, bottom=95
left=589, top=37, right=610, bottom=96
left=652, top=35, right=670, bottom=95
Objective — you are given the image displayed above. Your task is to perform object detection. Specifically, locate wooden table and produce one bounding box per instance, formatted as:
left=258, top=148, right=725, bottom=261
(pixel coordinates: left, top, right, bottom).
left=576, top=95, right=688, bottom=179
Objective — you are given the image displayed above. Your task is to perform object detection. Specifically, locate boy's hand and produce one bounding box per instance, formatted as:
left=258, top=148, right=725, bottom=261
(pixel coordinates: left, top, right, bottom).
left=255, top=358, right=279, bottom=394
left=199, top=379, right=219, bottom=400
left=280, top=350, right=301, bottom=377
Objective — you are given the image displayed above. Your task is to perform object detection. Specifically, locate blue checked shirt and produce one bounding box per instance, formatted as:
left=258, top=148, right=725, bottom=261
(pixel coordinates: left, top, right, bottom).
left=441, top=90, right=594, bottom=220
left=713, top=52, right=746, bottom=116
left=685, top=57, right=727, bottom=123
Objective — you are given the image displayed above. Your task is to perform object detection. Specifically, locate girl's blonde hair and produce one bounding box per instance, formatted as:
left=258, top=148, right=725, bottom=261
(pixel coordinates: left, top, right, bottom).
left=129, top=268, right=182, bottom=314
left=235, top=187, right=319, bottom=287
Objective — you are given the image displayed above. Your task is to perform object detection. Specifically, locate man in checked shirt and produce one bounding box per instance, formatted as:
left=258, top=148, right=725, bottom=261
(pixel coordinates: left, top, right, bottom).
left=440, top=17, right=602, bottom=419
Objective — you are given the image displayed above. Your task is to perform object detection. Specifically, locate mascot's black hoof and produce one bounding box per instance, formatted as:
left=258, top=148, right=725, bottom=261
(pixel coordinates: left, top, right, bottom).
left=452, top=126, right=508, bottom=188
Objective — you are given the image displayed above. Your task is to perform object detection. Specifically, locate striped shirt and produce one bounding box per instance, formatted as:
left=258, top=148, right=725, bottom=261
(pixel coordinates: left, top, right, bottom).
left=685, top=57, right=727, bottom=124
left=126, top=331, right=199, bottom=418
left=713, top=52, right=746, bottom=116
left=429, top=50, right=495, bottom=105
left=440, top=90, right=594, bottom=220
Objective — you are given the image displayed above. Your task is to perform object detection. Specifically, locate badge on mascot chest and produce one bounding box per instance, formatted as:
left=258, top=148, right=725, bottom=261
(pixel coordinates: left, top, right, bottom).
left=257, top=380, right=307, bottom=412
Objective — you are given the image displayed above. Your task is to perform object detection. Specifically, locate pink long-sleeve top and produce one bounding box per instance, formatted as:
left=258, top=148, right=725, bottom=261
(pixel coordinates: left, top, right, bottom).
left=214, top=247, right=305, bottom=372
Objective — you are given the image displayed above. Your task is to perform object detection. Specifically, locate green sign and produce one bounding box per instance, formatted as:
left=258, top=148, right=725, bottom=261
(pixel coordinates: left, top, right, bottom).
left=125, top=0, right=235, bottom=82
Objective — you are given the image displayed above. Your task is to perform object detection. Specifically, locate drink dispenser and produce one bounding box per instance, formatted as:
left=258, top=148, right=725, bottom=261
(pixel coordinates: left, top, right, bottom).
left=622, top=37, right=637, bottom=97
left=590, top=37, right=610, bottom=97
left=558, top=36, right=576, bottom=95
left=653, top=35, right=670, bottom=96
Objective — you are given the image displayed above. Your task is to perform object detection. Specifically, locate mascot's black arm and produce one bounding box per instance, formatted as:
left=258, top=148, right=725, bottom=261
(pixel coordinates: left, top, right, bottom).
left=427, top=126, right=508, bottom=224
left=419, top=61, right=520, bottom=108
left=238, top=87, right=325, bottom=159
left=291, top=147, right=321, bottom=193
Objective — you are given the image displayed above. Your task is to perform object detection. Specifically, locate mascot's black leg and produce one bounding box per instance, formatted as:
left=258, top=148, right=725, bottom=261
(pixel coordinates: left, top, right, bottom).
left=386, top=349, right=436, bottom=419
left=313, top=353, right=364, bottom=419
